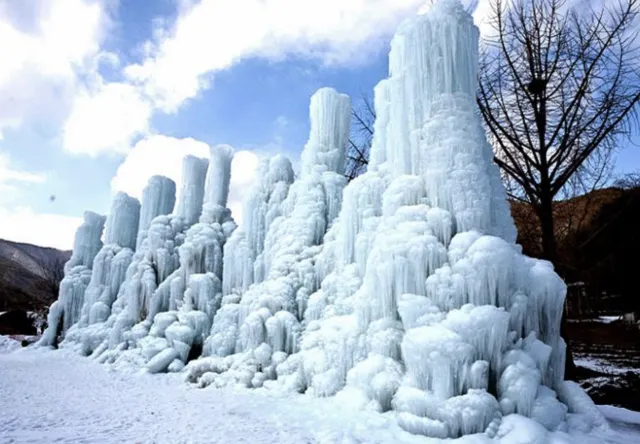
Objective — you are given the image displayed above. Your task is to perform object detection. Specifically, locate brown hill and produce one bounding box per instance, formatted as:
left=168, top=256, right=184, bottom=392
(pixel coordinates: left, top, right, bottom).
left=511, top=186, right=640, bottom=316
left=0, top=239, right=70, bottom=312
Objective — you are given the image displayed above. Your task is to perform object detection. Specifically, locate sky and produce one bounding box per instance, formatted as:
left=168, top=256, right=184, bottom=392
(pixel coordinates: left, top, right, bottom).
left=0, top=0, right=638, bottom=251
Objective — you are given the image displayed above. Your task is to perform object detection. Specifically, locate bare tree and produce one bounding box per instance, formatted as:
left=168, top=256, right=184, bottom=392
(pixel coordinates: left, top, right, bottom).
left=346, top=94, right=375, bottom=181
left=36, top=256, right=66, bottom=300
left=477, top=0, right=640, bottom=379
left=477, top=0, right=640, bottom=264
left=614, top=171, right=640, bottom=189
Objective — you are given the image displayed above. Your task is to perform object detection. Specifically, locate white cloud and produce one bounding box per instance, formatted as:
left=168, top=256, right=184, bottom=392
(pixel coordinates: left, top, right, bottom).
left=124, top=0, right=428, bottom=112
left=111, top=135, right=259, bottom=225
left=227, top=150, right=260, bottom=224
left=0, top=152, right=46, bottom=206
left=121, top=0, right=503, bottom=114
left=0, top=206, right=81, bottom=250
left=0, top=0, right=111, bottom=135
left=0, top=152, right=79, bottom=250
left=0, top=153, right=46, bottom=187
left=63, top=82, right=152, bottom=156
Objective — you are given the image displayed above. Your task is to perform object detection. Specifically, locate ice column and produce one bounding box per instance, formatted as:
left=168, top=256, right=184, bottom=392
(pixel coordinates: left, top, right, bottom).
left=200, top=87, right=350, bottom=384
left=72, top=193, right=141, bottom=330
left=38, top=211, right=106, bottom=346
left=263, top=1, right=578, bottom=439
left=201, top=144, right=234, bottom=223
left=222, top=154, right=294, bottom=296
left=300, top=87, right=351, bottom=177
left=137, top=176, right=176, bottom=249
left=370, top=0, right=515, bottom=241
left=104, top=192, right=141, bottom=250
left=66, top=211, right=107, bottom=272
left=111, top=144, right=237, bottom=373
left=175, top=155, right=209, bottom=226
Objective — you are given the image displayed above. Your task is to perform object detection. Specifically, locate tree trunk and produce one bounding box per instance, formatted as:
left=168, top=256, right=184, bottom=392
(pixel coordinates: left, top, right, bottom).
left=538, top=195, right=557, bottom=263
left=536, top=195, right=577, bottom=380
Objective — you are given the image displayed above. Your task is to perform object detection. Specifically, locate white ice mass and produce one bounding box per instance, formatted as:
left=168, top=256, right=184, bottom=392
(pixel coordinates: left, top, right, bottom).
left=37, top=0, right=608, bottom=440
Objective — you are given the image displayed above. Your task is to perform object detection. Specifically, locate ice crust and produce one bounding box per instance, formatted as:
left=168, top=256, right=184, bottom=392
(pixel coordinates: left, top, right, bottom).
left=39, top=0, right=605, bottom=440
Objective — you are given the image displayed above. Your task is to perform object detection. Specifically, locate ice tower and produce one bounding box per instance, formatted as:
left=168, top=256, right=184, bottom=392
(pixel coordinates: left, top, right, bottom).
left=186, top=1, right=604, bottom=439
left=195, top=87, right=351, bottom=373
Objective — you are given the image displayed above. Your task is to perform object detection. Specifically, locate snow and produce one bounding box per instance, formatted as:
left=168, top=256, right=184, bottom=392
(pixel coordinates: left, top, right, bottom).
left=2, top=345, right=640, bottom=444
left=0, top=336, right=21, bottom=352
left=575, top=357, right=640, bottom=376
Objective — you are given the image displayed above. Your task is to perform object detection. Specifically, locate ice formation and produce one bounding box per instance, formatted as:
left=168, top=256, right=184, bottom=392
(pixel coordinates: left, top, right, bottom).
left=38, top=0, right=606, bottom=440
left=137, top=176, right=176, bottom=249
left=39, top=211, right=106, bottom=346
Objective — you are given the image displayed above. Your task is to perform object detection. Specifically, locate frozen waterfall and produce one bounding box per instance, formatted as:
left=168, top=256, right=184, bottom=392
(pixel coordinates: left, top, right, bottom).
left=37, top=0, right=605, bottom=440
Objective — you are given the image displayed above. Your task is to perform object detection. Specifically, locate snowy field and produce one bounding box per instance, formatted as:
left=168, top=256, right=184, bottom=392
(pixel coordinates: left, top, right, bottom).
left=2, top=341, right=640, bottom=444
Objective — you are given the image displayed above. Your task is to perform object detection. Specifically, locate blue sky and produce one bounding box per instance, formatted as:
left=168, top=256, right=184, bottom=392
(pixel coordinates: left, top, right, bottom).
left=0, top=0, right=638, bottom=250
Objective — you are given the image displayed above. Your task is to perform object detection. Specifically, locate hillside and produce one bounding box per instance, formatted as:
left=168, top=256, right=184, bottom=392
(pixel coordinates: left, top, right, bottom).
left=510, top=187, right=626, bottom=259
left=511, top=186, right=640, bottom=316
left=0, top=239, right=70, bottom=312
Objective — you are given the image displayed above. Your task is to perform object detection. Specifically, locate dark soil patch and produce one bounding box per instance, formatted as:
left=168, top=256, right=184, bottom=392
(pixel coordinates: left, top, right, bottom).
left=0, top=310, right=37, bottom=335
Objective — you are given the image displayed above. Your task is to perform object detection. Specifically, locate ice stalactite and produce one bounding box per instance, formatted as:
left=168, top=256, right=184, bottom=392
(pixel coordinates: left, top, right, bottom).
left=38, top=211, right=106, bottom=347
left=187, top=87, right=351, bottom=388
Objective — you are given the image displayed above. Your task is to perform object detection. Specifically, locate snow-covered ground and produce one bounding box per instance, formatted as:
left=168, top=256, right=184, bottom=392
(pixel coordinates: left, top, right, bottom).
left=2, top=340, right=640, bottom=444
left=568, top=316, right=623, bottom=324
left=575, top=356, right=640, bottom=376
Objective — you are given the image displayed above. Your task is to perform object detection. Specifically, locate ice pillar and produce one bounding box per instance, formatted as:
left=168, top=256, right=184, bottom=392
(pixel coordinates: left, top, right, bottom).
left=175, top=155, right=209, bottom=226
left=137, top=176, right=176, bottom=248
left=300, top=87, right=351, bottom=177
left=201, top=144, right=234, bottom=223
left=371, top=0, right=515, bottom=240
left=104, top=192, right=141, bottom=250
left=38, top=212, right=106, bottom=346
left=66, top=211, right=107, bottom=272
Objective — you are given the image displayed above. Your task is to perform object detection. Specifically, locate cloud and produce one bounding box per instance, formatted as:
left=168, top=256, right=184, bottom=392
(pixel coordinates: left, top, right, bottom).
left=63, top=81, right=152, bottom=156
left=1, top=0, right=498, bottom=160
left=0, top=152, right=46, bottom=205
left=0, top=152, right=79, bottom=250
left=124, top=0, right=429, bottom=112
left=0, top=206, right=81, bottom=250
left=111, top=135, right=260, bottom=225
left=0, top=153, right=46, bottom=186
left=0, top=0, right=112, bottom=136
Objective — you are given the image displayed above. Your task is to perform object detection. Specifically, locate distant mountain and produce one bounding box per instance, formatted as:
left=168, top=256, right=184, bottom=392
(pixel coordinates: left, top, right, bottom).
left=0, top=239, right=71, bottom=312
